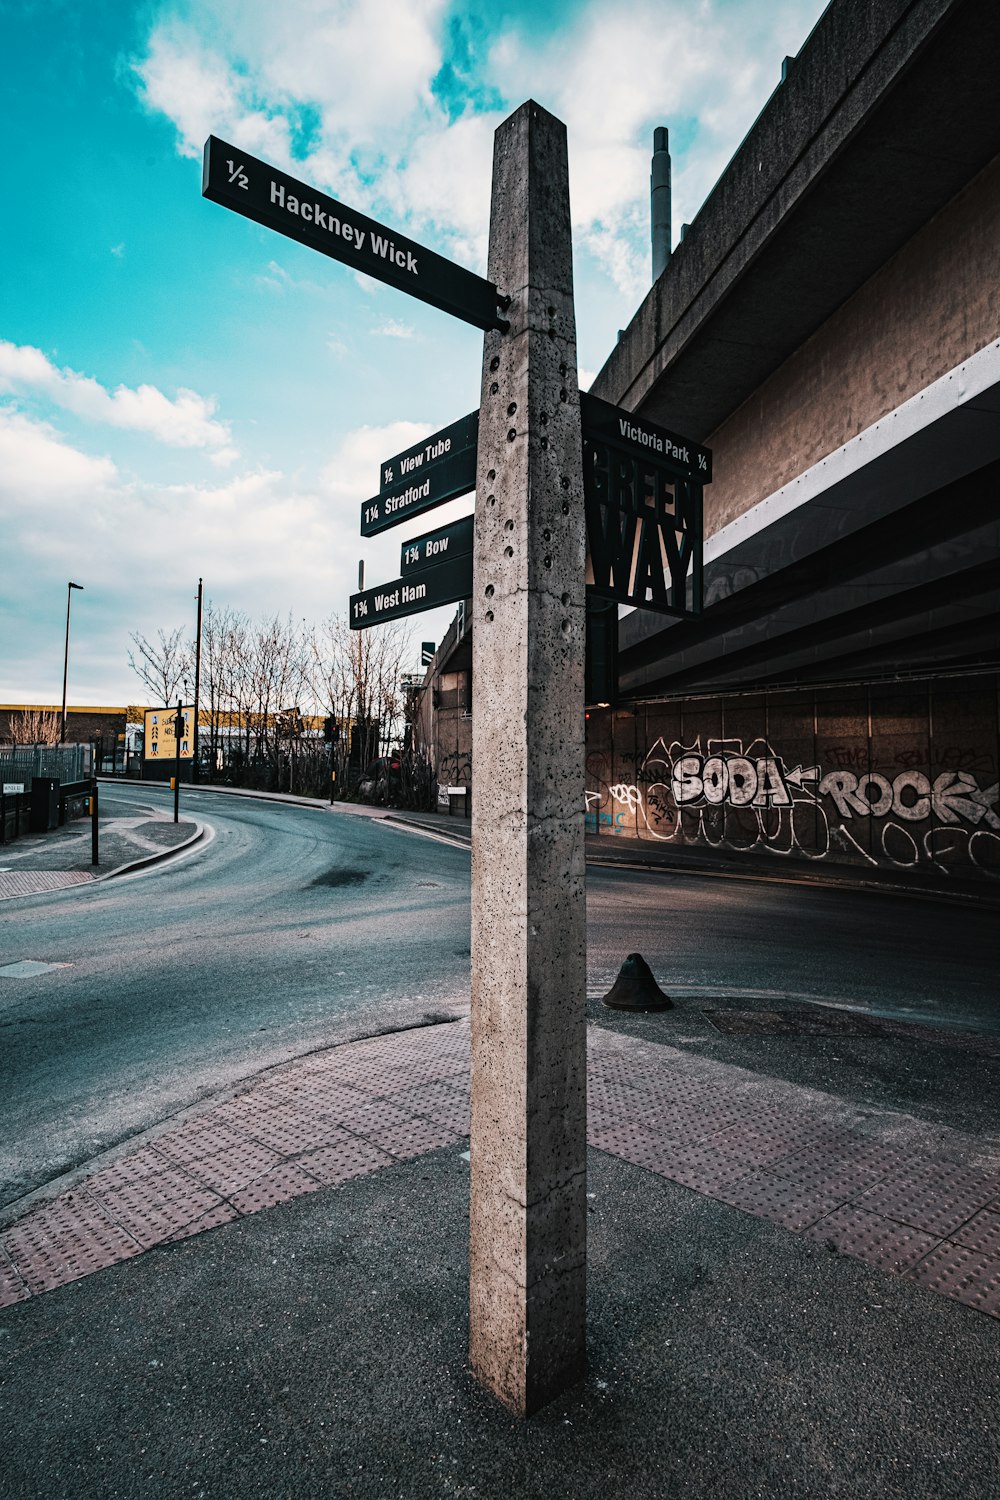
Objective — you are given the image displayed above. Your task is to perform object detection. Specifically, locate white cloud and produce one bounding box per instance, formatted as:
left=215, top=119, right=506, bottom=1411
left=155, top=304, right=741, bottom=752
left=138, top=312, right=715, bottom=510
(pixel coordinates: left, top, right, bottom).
left=134, top=25, right=296, bottom=168
left=0, top=406, right=465, bottom=700
left=133, top=1, right=449, bottom=210
left=384, top=110, right=498, bottom=271
left=372, top=318, right=414, bottom=339
left=0, top=408, right=118, bottom=502
left=319, top=419, right=430, bottom=499
left=488, top=0, right=822, bottom=293
left=0, top=340, right=237, bottom=462
left=132, top=0, right=824, bottom=304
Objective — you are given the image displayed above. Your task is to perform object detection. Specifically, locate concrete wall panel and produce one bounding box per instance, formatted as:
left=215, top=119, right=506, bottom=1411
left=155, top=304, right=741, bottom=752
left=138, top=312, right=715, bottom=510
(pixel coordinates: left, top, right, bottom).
left=585, top=675, right=999, bottom=884
left=706, top=154, right=1000, bottom=534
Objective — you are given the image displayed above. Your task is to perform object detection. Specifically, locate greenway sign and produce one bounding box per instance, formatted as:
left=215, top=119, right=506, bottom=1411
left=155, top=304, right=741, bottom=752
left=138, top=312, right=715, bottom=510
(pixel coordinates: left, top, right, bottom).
left=581, top=395, right=707, bottom=618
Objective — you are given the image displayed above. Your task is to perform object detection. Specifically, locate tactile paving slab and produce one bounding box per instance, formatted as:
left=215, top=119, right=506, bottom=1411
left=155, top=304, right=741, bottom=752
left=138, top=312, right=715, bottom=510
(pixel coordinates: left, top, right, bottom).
left=3, top=1016, right=999, bottom=1329
left=803, top=1205, right=939, bottom=1274
left=0, top=1020, right=479, bottom=1308
left=905, top=1242, right=1000, bottom=1316
left=585, top=1027, right=1000, bottom=1320
left=852, top=1160, right=1000, bottom=1238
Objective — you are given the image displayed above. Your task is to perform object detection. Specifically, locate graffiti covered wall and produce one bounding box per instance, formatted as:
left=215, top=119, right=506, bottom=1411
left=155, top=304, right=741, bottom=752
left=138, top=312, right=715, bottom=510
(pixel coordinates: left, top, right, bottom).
left=584, top=677, right=1000, bottom=881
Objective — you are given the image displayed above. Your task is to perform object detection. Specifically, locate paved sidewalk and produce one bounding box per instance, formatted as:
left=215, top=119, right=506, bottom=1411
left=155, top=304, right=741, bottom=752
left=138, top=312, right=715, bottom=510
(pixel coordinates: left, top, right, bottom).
left=3, top=1019, right=999, bottom=1318
left=2, top=1013, right=999, bottom=1497
left=0, top=810, right=200, bottom=899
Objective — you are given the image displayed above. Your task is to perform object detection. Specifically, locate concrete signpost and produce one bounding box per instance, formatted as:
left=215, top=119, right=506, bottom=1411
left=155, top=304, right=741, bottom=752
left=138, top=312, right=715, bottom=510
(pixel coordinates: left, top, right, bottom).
left=468, top=102, right=588, bottom=1414
left=204, top=100, right=704, bottom=1418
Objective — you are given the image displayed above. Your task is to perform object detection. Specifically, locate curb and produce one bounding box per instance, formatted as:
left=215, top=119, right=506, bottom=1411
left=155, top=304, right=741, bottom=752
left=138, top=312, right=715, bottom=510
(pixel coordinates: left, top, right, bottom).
left=96, top=818, right=208, bottom=883
left=0, top=821, right=208, bottom=902
left=99, top=782, right=1000, bottom=908
left=102, top=779, right=390, bottom=819
left=583, top=849, right=1000, bottom=909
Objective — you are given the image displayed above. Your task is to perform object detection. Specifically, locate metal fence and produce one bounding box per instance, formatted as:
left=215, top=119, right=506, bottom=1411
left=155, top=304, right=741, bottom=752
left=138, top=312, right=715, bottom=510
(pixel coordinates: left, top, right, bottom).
left=0, top=744, right=93, bottom=785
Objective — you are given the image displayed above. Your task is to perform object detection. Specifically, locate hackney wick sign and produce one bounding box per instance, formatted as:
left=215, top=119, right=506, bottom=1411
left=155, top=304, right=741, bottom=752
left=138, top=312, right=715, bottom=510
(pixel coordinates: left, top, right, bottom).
left=203, top=139, right=507, bottom=332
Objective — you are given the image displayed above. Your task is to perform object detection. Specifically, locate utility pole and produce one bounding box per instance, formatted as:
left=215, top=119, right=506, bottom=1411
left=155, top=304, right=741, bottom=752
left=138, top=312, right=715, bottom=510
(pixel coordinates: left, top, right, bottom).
left=192, top=578, right=203, bottom=782
left=60, top=582, right=84, bottom=743
left=469, top=101, right=588, bottom=1417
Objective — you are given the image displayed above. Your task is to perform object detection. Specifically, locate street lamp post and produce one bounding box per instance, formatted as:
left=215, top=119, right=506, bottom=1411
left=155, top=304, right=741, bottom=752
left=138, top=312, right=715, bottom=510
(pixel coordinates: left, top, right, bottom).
left=60, top=582, right=84, bottom=743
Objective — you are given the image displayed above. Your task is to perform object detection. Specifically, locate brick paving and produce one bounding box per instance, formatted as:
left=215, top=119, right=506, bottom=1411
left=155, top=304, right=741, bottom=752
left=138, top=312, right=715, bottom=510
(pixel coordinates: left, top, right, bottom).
left=0, top=870, right=95, bottom=899
left=2, top=1020, right=999, bottom=1320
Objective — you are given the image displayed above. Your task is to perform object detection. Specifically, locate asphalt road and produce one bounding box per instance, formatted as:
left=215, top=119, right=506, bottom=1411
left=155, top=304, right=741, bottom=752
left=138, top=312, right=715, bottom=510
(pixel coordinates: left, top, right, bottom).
left=1, top=782, right=997, bottom=1211
left=0, top=783, right=472, bottom=1211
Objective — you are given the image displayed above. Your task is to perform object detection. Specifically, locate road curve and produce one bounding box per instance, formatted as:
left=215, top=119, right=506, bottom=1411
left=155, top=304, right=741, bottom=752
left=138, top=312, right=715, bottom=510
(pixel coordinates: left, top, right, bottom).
left=0, top=782, right=471, bottom=1209
left=2, top=781, right=997, bottom=1212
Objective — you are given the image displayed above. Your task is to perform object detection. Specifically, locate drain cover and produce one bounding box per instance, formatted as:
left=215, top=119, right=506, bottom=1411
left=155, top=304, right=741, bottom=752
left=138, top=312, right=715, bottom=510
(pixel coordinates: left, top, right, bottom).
left=0, top=960, right=69, bottom=978
left=703, top=1009, right=801, bottom=1036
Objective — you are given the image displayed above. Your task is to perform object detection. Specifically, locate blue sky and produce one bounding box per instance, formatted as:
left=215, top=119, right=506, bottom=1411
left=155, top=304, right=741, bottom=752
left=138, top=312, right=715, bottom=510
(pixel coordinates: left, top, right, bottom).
left=1, top=0, right=826, bottom=705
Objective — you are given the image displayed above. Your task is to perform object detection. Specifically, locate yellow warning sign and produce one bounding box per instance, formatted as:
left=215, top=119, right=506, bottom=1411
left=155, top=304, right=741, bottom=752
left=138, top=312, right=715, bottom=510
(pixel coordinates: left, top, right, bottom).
left=143, top=706, right=194, bottom=761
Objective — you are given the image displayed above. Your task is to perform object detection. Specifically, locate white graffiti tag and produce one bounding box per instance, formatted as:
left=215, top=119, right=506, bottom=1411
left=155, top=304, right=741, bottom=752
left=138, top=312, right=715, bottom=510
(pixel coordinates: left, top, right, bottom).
left=589, top=733, right=1000, bottom=878
left=609, top=783, right=643, bottom=813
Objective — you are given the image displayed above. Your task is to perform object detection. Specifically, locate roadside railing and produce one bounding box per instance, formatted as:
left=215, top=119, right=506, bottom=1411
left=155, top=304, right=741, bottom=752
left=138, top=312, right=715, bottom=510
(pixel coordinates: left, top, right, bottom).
left=0, top=786, right=31, bottom=845
left=0, top=744, right=92, bottom=785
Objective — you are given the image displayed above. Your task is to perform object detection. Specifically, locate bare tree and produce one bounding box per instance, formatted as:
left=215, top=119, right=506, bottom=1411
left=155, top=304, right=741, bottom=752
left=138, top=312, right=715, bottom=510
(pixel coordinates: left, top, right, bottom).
left=308, top=614, right=412, bottom=793
left=5, top=708, right=62, bottom=746
left=128, top=627, right=192, bottom=706
left=129, top=603, right=416, bottom=799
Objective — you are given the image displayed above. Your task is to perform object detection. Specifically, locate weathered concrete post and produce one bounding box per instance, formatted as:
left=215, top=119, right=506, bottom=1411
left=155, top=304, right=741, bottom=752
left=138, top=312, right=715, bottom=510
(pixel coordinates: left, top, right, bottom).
left=470, top=100, right=588, bottom=1416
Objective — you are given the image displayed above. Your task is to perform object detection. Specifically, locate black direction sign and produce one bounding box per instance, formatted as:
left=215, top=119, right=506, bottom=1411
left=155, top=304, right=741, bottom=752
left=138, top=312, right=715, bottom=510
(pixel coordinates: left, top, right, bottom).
left=581, top=392, right=712, bottom=483
left=380, top=410, right=478, bottom=494
left=350, top=552, right=472, bottom=629
left=203, top=138, right=505, bottom=332
left=361, top=413, right=478, bottom=537
left=580, top=394, right=709, bottom=619
left=401, top=516, right=473, bottom=574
